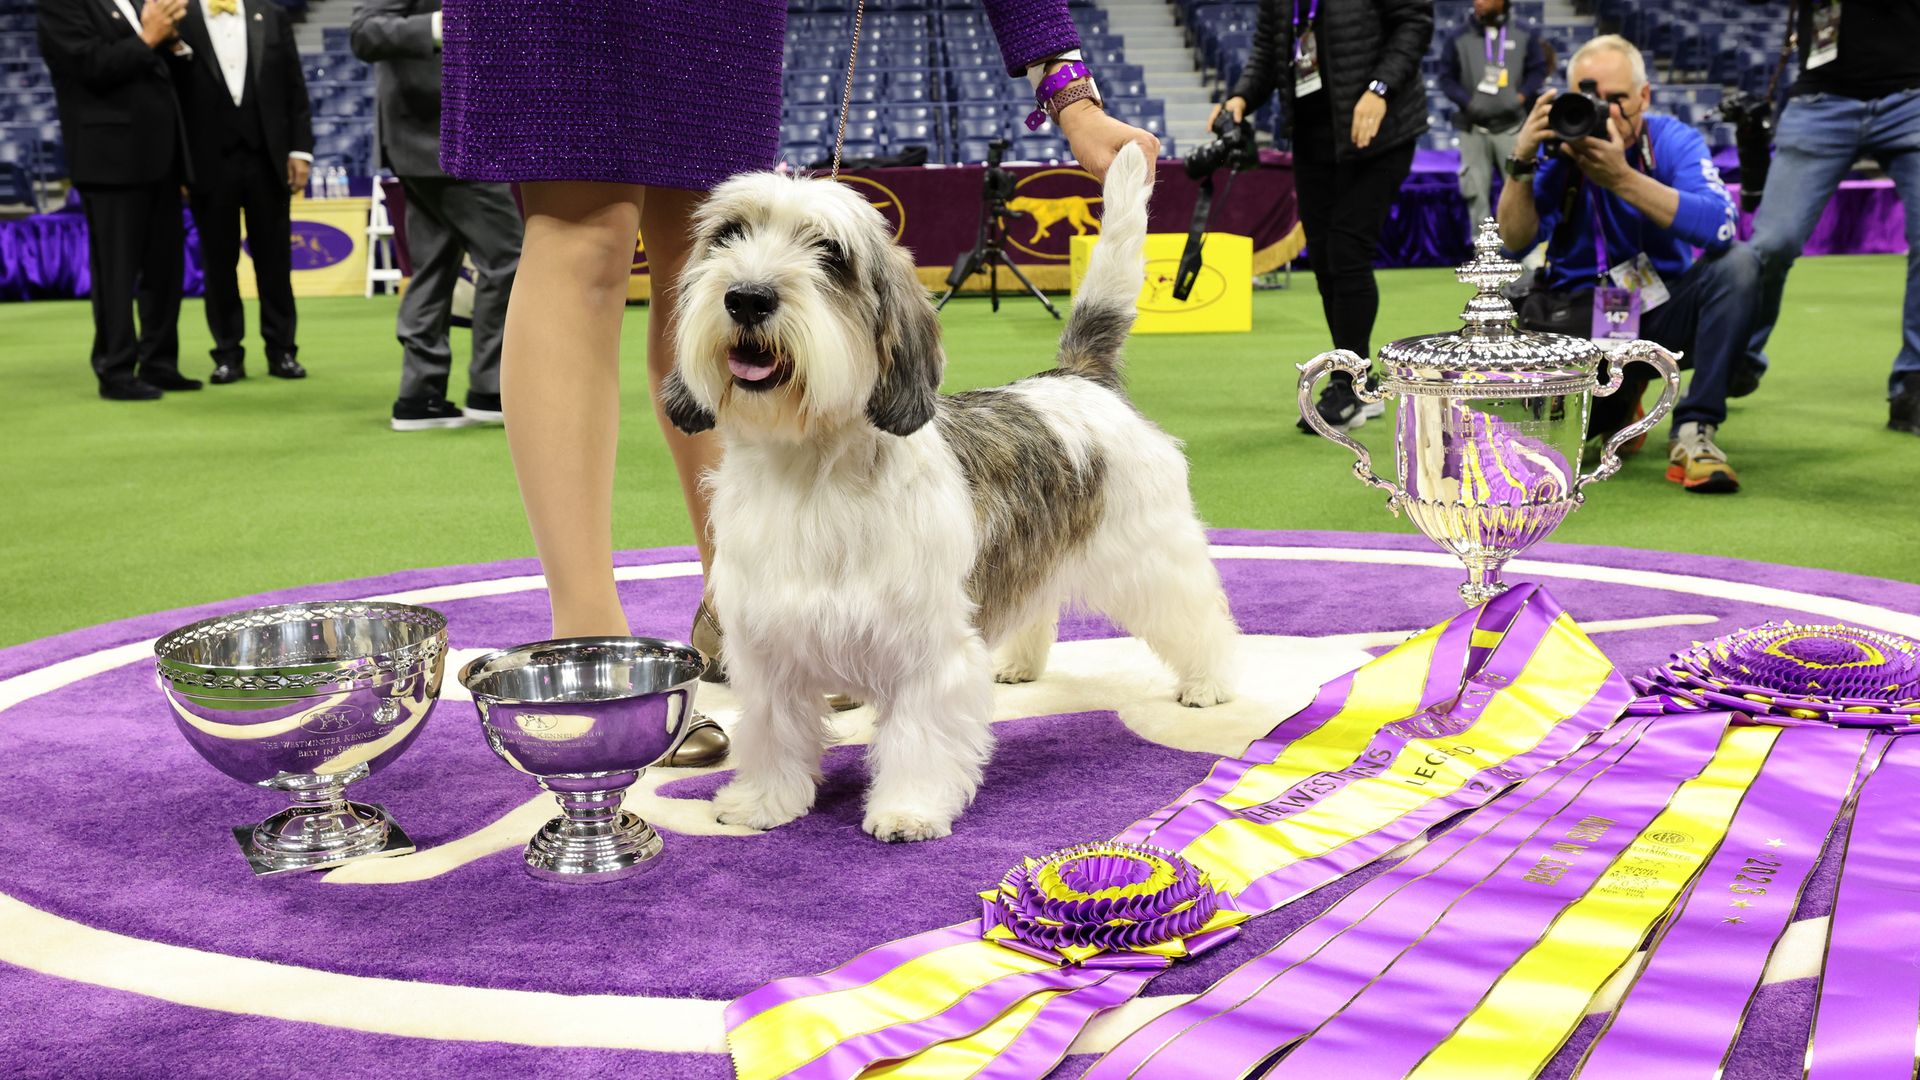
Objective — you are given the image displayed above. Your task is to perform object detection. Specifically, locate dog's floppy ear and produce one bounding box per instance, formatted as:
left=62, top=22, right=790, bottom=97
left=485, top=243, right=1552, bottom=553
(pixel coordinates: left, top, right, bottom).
left=865, top=245, right=944, bottom=436
left=659, top=369, right=716, bottom=434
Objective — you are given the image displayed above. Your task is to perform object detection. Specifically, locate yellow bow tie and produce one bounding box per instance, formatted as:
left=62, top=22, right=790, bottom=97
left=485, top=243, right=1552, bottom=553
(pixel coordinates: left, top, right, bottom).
left=208, top=0, right=238, bottom=16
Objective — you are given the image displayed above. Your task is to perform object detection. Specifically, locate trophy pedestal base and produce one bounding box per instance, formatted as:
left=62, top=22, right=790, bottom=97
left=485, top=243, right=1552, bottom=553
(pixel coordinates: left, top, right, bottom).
left=233, top=803, right=415, bottom=877
left=524, top=809, right=662, bottom=883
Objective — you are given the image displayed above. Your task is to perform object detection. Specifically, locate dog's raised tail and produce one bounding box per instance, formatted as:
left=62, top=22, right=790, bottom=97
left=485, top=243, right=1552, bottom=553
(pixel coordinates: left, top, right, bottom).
left=1055, top=141, right=1151, bottom=391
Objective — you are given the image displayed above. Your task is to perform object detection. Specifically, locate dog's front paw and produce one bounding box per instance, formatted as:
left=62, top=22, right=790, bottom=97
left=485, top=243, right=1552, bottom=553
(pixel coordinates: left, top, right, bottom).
left=993, top=658, right=1041, bottom=684
left=713, top=778, right=813, bottom=831
left=1177, top=679, right=1235, bottom=708
left=863, top=806, right=954, bottom=843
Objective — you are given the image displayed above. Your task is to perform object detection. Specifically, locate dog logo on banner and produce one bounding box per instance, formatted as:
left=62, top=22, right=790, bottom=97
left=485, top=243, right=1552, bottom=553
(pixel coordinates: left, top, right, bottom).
left=1006, top=168, right=1102, bottom=261
left=831, top=175, right=906, bottom=241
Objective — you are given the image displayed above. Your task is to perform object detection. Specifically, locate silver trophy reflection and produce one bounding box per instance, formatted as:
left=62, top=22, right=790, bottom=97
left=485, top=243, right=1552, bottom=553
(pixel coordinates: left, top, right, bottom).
left=155, top=601, right=447, bottom=875
left=1299, top=220, right=1680, bottom=606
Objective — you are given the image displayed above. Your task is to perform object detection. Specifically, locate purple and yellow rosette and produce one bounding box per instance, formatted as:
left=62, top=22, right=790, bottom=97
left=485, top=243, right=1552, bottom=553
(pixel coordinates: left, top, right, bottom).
left=1633, top=622, right=1920, bottom=727
left=980, top=843, right=1247, bottom=969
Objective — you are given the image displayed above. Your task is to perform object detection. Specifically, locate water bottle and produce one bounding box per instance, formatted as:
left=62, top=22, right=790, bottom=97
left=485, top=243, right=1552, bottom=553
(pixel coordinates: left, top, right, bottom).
left=329, top=165, right=347, bottom=199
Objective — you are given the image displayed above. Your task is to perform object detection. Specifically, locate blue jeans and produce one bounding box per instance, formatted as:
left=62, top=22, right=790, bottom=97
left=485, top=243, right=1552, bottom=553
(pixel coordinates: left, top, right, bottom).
left=1747, top=88, right=1920, bottom=395
left=1645, top=243, right=1762, bottom=428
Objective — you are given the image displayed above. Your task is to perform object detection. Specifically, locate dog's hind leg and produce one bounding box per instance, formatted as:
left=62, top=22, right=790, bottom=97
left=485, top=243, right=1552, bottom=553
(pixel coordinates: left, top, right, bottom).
left=1083, top=527, right=1238, bottom=708
left=862, top=633, right=996, bottom=842
left=713, top=677, right=829, bottom=832
left=992, top=606, right=1058, bottom=685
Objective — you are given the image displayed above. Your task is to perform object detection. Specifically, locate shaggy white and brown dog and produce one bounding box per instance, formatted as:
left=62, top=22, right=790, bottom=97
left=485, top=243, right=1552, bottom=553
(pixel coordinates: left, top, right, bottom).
left=661, top=144, right=1237, bottom=842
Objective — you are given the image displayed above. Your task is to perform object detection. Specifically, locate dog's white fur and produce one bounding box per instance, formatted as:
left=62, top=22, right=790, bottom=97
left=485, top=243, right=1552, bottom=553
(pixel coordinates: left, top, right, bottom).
left=668, top=144, right=1237, bottom=842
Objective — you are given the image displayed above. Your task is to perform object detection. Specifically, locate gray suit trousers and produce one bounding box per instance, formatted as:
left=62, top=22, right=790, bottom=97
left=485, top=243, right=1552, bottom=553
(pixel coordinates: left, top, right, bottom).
left=1458, top=125, right=1518, bottom=241
left=396, top=175, right=520, bottom=401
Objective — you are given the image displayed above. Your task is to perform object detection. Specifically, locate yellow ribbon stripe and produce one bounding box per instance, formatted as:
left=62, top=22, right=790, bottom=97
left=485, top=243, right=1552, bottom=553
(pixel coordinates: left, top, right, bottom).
left=729, top=940, right=1056, bottom=1080
left=1184, top=614, right=1615, bottom=894
left=1205, top=617, right=1450, bottom=814
left=863, top=990, right=1067, bottom=1080
left=1406, top=724, right=1779, bottom=1080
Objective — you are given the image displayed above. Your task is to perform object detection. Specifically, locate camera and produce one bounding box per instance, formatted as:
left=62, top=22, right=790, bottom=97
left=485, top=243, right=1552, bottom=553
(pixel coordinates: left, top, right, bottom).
left=1184, top=108, right=1259, bottom=181
left=1172, top=107, right=1261, bottom=301
left=983, top=137, right=1016, bottom=202
left=1543, top=78, right=1608, bottom=153
left=1717, top=88, right=1774, bottom=213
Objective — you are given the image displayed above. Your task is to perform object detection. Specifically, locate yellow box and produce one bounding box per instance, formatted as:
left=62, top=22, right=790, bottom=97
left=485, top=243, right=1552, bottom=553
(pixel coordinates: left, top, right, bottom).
left=238, top=196, right=369, bottom=299
left=1068, top=232, right=1252, bottom=334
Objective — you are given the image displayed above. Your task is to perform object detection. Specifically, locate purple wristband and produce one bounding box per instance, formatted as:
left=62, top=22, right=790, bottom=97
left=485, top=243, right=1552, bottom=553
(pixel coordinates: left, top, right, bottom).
left=1026, top=60, right=1092, bottom=131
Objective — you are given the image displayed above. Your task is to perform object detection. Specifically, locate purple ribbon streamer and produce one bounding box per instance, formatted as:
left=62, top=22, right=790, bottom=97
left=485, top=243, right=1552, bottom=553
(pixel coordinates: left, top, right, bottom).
left=1576, top=725, right=1871, bottom=1076
left=728, top=585, right=1629, bottom=1080
left=1268, top=709, right=1734, bottom=1078
left=1092, top=709, right=1731, bottom=1080
left=1806, top=736, right=1920, bottom=1080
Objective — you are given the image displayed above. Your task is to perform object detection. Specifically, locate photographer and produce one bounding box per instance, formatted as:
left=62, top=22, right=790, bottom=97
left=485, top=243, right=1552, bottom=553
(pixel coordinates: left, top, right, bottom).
left=1440, top=0, right=1548, bottom=239
left=1213, top=0, right=1434, bottom=433
left=1498, top=35, right=1756, bottom=495
left=1745, top=0, right=1920, bottom=437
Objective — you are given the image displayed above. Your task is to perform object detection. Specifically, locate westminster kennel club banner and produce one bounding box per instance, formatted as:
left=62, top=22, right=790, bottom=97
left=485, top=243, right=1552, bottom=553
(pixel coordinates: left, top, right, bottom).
left=726, top=584, right=1920, bottom=1080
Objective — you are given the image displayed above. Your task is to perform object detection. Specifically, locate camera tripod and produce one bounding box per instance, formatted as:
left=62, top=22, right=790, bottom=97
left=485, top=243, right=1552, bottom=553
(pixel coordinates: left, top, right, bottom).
left=936, top=157, right=1059, bottom=318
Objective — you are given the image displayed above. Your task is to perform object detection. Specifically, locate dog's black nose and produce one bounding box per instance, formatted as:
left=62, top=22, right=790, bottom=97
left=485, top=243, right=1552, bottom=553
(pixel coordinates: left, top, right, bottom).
left=724, top=284, right=780, bottom=327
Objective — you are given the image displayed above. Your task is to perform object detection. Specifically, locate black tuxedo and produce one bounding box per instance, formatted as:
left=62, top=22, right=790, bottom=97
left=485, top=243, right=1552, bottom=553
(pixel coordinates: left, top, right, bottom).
left=173, top=0, right=313, bottom=370
left=37, top=0, right=192, bottom=390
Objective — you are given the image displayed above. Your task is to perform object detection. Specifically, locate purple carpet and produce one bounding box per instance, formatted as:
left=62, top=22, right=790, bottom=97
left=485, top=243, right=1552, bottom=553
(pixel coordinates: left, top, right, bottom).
left=2, top=531, right=1916, bottom=1079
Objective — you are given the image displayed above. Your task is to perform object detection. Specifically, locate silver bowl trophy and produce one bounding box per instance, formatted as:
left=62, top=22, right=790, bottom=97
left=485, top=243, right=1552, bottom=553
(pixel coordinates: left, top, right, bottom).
left=461, top=638, right=706, bottom=883
left=1299, top=221, right=1681, bottom=606
left=155, top=601, right=448, bottom=876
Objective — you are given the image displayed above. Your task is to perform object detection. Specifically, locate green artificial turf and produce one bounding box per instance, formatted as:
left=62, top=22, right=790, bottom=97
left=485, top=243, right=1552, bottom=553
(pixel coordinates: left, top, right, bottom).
left=3, top=255, right=1916, bottom=648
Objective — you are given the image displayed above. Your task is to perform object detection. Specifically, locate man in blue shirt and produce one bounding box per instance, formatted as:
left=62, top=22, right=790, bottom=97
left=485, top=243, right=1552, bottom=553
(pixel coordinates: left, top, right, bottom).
left=1497, top=34, right=1758, bottom=494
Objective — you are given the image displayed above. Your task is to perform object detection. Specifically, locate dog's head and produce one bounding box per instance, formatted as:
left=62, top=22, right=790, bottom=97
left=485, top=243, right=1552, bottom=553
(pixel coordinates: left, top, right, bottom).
left=664, top=171, right=944, bottom=443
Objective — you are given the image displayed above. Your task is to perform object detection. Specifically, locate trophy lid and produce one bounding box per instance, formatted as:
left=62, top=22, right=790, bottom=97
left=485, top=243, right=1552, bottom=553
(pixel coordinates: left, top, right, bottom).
left=1377, top=219, right=1606, bottom=385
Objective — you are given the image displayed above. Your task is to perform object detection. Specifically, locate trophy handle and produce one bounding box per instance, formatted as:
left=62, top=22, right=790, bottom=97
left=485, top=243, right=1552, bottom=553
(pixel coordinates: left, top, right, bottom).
left=1296, top=350, right=1404, bottom=510
left=1576, top=341, right=1683, bottom=496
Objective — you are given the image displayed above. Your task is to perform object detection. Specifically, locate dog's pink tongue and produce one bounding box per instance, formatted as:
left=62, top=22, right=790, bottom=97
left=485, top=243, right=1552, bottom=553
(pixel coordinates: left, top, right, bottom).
left=728, top=350, right=776, bottom=382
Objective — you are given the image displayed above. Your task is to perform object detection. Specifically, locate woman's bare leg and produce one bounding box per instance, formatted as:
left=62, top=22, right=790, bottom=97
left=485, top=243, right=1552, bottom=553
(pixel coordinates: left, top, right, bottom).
left=639, top=183, right=720, bottom=573
left=503, top=181, right=645, bottom=638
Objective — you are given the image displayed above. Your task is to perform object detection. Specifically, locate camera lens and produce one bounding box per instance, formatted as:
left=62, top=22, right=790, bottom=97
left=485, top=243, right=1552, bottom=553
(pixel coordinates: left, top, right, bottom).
left=1547, top=94, right=1603, bottom=141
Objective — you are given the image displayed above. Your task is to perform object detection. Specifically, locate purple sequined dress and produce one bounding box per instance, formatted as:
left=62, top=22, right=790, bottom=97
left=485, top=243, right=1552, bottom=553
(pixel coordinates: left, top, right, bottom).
left=440, top=1, right=1082, bottom=191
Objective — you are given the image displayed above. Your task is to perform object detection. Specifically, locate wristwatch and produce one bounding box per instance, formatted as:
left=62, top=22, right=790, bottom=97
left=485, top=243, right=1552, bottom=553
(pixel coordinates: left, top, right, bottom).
left=1366, top=79, right=1390, bottom=99
left=1504, top=155, right=1537, bottom=179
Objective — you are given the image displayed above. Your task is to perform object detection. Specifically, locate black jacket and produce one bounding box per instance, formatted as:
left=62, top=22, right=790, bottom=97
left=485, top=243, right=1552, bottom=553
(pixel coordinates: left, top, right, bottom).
left=172, top=0, right=312, bottom=189
left=36, top=0, right=191, bottom=187
left=1232, top=0, right=1434, bottom=161
left=349, top=0, right=444, bottom=178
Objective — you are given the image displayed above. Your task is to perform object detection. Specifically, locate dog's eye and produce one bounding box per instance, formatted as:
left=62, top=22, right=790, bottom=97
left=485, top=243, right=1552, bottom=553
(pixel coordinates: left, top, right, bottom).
left=710, top=220, right=746, bottom=247
left=816, top=238, right=852, bottom=279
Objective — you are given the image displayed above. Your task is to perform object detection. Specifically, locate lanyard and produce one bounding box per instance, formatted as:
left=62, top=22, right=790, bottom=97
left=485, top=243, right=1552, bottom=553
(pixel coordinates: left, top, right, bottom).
left=1485, top=24, right=1507, bottom=64
left=1589, top=182, right=1610, bottom=280
left=1293, top=0, right=1318, bottom=57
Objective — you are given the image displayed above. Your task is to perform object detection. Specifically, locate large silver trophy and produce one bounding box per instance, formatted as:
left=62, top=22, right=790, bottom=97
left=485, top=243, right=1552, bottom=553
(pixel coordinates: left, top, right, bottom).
left=461, top=638, right=706, bottom=883
left=155, top=601, right=447, bottom=875
left=1299, top=221, right=1680, bottom=606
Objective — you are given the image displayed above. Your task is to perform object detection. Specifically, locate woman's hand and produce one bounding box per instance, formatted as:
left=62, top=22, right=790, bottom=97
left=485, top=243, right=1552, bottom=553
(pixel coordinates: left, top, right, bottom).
left=1207, top=96, right=1248, bottom=130
left=1351, top=90, right=1387, bottom=149
left=1058, top=99, right=1160, bottom=181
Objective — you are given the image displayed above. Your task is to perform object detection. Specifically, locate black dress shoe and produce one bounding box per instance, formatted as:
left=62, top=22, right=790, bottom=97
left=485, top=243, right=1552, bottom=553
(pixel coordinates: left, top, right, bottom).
left=209, top=364, right=245, bottom=385
left=99, top=378, right=163, bottom=401
left=143, top=369, right=204, bottom=392
left=268, top=354, right=307, bottom=379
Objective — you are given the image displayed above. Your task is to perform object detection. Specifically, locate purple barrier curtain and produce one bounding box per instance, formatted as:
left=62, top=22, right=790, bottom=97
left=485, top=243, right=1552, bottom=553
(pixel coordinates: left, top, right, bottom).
left=7, top=155, right=1906, bottom=301
left=0, top=199, right=205, bottom=302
